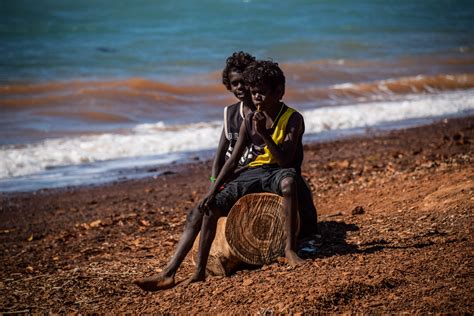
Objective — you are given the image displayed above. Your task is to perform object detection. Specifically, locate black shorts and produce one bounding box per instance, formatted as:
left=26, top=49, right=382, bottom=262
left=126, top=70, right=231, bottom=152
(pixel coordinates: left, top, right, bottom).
left=212, top=165, right=297, bottom=215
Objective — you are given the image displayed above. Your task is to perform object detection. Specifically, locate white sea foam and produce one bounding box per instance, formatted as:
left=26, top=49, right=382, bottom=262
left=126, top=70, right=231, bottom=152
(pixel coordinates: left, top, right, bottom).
left=0, top=89, right=473, bottom=190
left=303, top=89, right=474, bottom=134
left=0, top=121, right=222, bottom=179
left=331, top=82, right=356, bottom=89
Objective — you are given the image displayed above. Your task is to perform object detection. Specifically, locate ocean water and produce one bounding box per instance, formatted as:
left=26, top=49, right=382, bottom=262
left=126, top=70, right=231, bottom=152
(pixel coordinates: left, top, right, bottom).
left=1, top=0, right=473, bottom=192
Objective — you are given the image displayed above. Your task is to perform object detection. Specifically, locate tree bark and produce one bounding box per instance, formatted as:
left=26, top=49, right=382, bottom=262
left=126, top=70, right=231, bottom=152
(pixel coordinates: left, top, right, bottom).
left=191, top=217, right=243, bottom=276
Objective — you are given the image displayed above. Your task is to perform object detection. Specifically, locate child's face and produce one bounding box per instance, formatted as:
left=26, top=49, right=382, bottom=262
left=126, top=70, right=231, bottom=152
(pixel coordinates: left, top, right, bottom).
left=249, top=83, right=282, bottom=112
left=228, top=71, right=249, bottom=101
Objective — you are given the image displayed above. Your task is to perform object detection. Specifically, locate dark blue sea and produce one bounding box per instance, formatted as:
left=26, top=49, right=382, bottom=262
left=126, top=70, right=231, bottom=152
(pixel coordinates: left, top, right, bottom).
left=1, top=0, right=473, bottom=191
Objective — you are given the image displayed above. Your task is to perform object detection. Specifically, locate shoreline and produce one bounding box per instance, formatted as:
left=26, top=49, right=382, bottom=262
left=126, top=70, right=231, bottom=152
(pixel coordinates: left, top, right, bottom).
left=2, top=111, right=473, bottom=196
left=2, top=87, right=473, bottom=191
left=0, top=115, right=472, bottom=313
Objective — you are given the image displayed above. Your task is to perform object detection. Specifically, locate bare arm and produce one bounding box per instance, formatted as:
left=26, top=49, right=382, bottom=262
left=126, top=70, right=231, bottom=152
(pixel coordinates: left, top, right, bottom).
left=199, top=121, right=250, bottom=211
left=253, top=111, right=303, bottom=168
left=211, top=128, right=230, bottom=179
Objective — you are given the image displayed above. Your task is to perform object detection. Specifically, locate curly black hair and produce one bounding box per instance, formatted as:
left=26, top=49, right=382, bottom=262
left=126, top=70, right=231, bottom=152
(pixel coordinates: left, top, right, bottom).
left=222, top=51, right=256, bottom=90
left=242, top=60, right=285, bottom=97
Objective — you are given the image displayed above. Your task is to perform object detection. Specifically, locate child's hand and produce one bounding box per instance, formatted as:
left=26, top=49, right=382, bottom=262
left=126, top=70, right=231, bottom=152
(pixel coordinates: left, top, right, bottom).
left=198, top=192, right=215, bottom=215
left=253, top=112, right=266, bottom=136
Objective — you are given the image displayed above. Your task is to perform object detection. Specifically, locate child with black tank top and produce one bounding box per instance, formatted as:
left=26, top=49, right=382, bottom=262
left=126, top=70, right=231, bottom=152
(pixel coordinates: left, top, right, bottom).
left=210, top=51, right=257, bottom=182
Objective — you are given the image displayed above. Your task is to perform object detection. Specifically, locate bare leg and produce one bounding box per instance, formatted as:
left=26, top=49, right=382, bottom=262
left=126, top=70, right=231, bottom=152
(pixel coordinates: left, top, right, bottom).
left=134, top=206, right=204, bottom=291
left=184, top=207, right=221, bottom=285
left=281, top=176, right=304, bottom=266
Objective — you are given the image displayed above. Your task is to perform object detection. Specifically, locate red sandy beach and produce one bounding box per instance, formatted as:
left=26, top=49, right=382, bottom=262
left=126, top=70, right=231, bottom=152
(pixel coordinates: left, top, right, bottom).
left=0, top=116, right=472, bottom=313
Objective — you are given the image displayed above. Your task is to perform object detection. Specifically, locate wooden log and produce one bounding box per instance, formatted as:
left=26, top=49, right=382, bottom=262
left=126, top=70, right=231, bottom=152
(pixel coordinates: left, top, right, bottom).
left=225, top=193, right=291, bottom=265
left=192, top=193, right=295, bottom=275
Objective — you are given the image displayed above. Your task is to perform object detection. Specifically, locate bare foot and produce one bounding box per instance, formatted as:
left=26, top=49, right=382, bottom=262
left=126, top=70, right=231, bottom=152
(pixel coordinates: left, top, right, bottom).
left=182, top=272, right=205, bottom=287
left=285, top=249, right=304, bottom=266
left=134, top=272, right=175, bottom=292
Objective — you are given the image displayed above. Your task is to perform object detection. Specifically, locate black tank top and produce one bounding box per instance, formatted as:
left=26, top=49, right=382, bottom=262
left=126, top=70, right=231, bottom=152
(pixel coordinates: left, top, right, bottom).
left=223, top=102, right=252, bottom=166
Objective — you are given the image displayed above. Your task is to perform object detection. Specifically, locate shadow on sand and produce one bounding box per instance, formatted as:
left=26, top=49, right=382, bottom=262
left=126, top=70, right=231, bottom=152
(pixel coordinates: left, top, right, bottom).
left=299, top=220, right=360, bottom=260
left=300, top=219, right=442, bottom=260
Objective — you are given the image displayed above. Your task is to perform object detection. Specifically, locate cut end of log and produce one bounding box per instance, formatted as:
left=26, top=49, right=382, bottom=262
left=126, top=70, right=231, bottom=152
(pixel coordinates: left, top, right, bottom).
left=225, top=193, right=288, bottom=265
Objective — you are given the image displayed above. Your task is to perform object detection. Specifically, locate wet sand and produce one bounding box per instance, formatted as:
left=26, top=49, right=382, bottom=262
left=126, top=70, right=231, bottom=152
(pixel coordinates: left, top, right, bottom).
left=0, top=116, right=472, bottom=313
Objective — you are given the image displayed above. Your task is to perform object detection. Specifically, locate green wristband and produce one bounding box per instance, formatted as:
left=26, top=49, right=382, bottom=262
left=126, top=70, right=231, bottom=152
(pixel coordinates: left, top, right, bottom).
left=210, top=176, right=216, bottom=183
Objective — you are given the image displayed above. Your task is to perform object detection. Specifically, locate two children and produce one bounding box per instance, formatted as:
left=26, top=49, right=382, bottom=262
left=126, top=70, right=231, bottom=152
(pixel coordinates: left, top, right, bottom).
left=214, top=52, right=318, bottom=240
left=134, top=58, right=316, bottom=292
